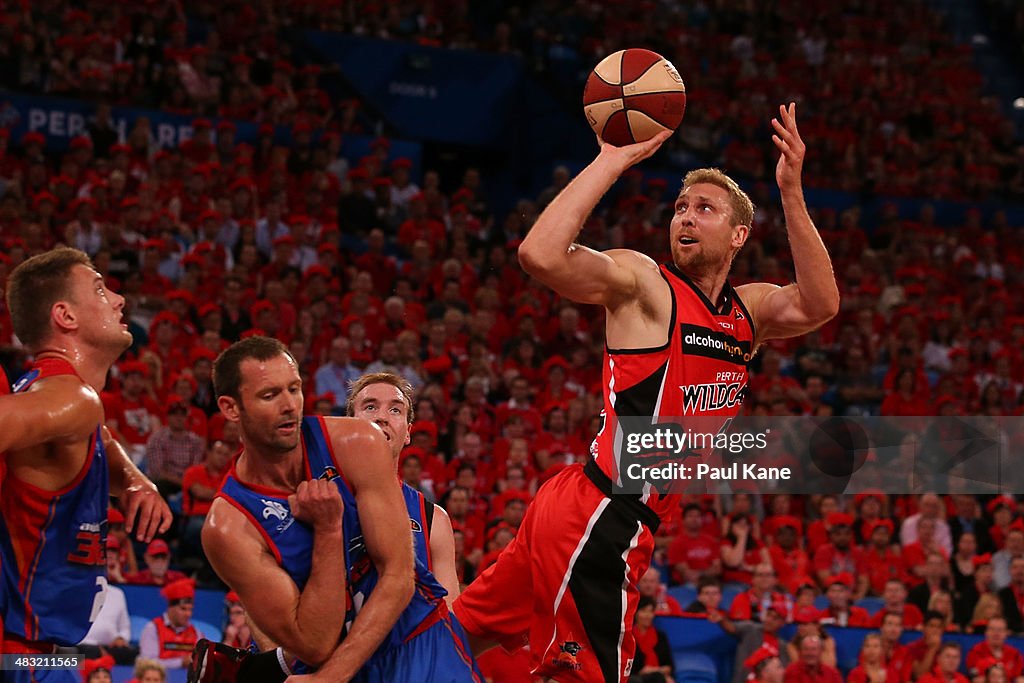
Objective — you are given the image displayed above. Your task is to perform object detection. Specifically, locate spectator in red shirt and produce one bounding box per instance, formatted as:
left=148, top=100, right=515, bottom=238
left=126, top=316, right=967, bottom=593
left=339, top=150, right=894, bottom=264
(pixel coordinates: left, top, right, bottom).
left=783, top=634, right=842, bottom=683
left=860, top=518, right=906, bottom=596
left=905, top=518, right=951, bottom=588
left=905, top=612, right=948, bottom=682
left=729, top=563, right=793, bottom=623
left=848, top=634, right=901, bottom=683
left=966, top=617, right=1024, bottom=682
left=768, top=517, right=809, bottom=595
left=918, top=642, right=970, bottom=683
left=179, top=438, right=232, bottom=562
left=722, top=514, right=770, bottom=586
left=104, top=360, right=163, bottom=463
left=126, top=540, right=187, bottom=587
left=669, top=503, right=722, bottom=586
left=812, top=512, right=863, bottom=594
left=881, top=611, right=911, bottom=678
left=870, top=579, right=926, bottom=629
left=817, top=573, right=871, bottom=627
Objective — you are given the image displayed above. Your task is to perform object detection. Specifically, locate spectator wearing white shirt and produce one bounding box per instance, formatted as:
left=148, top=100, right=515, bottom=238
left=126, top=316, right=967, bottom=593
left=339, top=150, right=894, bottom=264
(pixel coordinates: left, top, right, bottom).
left=79, top=579, right=134, bottom=664
left=900, top=493, right=953, bottom=557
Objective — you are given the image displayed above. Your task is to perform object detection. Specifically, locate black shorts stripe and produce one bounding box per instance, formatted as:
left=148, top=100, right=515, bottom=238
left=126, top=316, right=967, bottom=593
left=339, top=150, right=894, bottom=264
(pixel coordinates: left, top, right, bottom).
left=567, top=503, right=644, bottom=682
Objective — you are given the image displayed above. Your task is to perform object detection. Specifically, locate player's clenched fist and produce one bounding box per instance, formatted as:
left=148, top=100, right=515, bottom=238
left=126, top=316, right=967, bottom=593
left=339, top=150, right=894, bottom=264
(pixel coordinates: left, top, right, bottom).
left=289, top=479, right=344, bottom=531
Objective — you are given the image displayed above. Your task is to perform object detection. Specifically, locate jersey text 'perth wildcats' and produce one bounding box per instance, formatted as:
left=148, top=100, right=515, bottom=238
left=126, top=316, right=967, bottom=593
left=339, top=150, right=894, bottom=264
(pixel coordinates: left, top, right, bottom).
left=592, top=263, right=755, bottom=521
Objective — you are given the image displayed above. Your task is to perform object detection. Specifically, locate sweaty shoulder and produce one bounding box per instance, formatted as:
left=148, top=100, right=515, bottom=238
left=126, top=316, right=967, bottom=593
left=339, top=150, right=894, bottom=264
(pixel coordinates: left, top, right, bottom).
left=25, top=375, right=104, bottom=438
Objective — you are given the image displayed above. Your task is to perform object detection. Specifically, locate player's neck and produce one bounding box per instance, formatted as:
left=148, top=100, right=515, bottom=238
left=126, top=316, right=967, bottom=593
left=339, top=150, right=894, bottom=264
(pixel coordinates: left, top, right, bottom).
left=678, top=264, right=731, bottom=311
left=33, top=345, right=111, bottom=391
left=236, top=443, right=305, bottom=491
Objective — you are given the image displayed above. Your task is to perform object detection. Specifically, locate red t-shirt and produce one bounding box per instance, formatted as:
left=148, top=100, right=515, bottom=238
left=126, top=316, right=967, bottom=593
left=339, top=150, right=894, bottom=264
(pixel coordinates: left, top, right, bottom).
left=782, top=661, right=843, bottom=683
left=721, top=539, right=765, bottom=585
left=869, top=603, right=925, bottom=629
left=667, top=531, right=719, bottom=582
left=816, top=605, right=872, bottom=627
left=769, top=545, right=810, bottom=594
left=181, top=464, right=227, bottom=517
left=859, top=544, right=907, bottom=595
left=966, top=642, right=1024, bottom=679
left=812, top=543, right=860, bottom=578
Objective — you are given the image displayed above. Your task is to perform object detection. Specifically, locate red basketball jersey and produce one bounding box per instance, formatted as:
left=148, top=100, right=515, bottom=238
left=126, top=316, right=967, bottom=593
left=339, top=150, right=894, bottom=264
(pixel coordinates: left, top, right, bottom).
left=591, top=263, right=755, bottom=522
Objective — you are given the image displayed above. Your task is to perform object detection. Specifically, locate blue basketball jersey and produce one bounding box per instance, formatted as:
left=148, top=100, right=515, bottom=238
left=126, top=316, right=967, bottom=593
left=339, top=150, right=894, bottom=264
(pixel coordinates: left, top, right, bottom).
left=402, top=483, right=433, bottom=575
left=0, top=358, right=110, bottom=648
left=216, top=417, right=448, bottom=668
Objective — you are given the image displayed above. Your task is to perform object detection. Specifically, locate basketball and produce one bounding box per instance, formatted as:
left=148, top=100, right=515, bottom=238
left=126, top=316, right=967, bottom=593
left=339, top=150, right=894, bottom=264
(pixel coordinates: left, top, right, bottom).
left=582, top=48, right=687, bottom=147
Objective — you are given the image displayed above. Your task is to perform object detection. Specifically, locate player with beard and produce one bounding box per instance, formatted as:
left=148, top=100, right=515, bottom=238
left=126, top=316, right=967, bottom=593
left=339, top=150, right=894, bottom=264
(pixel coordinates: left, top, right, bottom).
left=453, top=103, right=839, bottom=682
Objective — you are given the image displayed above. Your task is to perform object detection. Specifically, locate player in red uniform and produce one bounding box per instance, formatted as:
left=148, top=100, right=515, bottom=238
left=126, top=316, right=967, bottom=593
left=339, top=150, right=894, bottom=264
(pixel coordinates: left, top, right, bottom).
left=453, top=103, right=839, bottom=682
left=0, top=248, right=171, bottom=674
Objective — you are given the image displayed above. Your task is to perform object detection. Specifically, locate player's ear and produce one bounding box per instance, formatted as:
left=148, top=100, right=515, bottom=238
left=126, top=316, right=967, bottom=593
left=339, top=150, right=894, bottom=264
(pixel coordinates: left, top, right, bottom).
left=218, top=395, right=241, bottom=421
left=51, top=300, right=78, bottom=333
left=732, top=224, right=750, bottom=248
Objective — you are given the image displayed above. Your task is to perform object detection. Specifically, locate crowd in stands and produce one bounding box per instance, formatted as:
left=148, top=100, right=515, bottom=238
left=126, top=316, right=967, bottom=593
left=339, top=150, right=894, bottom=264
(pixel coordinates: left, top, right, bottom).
left=0, top=0, right=1023, bottom=681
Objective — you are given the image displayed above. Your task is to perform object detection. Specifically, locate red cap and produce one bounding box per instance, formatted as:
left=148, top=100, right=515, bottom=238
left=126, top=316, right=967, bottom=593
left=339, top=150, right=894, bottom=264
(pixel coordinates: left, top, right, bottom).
left=226, top=590, right=241, bottom=604
left=105, top=536, right=121, bottom=551
left=987, top=496, right=1015, bottom=515
left=250, top=300, right=275, bottom=317
left=826, top=572, right=854, bottom=589
left=272, top=234, right=296, bottom=248
left=198, top=302, right=220, bottom=318
left=190, top=347, right=218, bottom=364
left=773, top=515, right=803, bottom=535
left=794, top=606, right=820, bottom=624
left=391, top=157, right=412, bottom=170
left=120, top=360, right=150, bottom=378
left=192, top=118, right=212, bottom=130
left=69, top=135, right=92, bottom=150
left=854, top=491, right=885, bottom=508
left=147, top=539, right=170, bottom=556
left=161, top=578, right=196, bottom=602
left=230, top=53, right=253, bottom=66
left=81, top=655, right=115, bottom=681
left=410, top=421, right=438, bottom=442
left=108, top=507, right=125, bottom=525
left=744, top=648, right=776, bottom=672
left=973, top=553, right=993, bottom=567
left=826, top=512, right=854, bottom=528
left=866, top=518, right=894, bottom=537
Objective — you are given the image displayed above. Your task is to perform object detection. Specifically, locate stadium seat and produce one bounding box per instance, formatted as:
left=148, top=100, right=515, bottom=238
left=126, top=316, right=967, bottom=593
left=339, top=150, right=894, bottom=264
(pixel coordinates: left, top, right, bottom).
left=194, top=619, right=222, bottom=642
left=675, top=651, right=718, bottom=683
left=721, top=584, right=744, bottom=611
left=669, top=585, right=697, bottom=610
left=855, top=597, right=885, bottom=615
left=130, top=614, right=151, bottom=643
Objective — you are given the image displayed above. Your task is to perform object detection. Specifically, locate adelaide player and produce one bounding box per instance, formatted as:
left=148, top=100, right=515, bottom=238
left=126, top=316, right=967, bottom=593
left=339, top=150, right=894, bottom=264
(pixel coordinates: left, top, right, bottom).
left=195, top=339, right=478, bottom=683
left=0, top=248, right=172, bottom=678
left=452, top=103, right=839, bottom=682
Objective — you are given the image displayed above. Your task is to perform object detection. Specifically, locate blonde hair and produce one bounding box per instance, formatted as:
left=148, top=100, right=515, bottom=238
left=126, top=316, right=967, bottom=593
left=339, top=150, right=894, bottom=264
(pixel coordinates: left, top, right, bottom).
left=133, top=659, right=167, bottom=682
left=681, top=168, right=755, bottom=228
left=972, top=593, right=1003, bottom=624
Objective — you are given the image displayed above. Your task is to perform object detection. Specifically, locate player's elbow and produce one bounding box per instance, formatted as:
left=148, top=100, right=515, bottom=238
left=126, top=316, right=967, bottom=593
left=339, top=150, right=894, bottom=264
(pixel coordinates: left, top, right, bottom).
left=518, top=240, right=562, bottom=277
left=299, top=636, right=338, bottom=668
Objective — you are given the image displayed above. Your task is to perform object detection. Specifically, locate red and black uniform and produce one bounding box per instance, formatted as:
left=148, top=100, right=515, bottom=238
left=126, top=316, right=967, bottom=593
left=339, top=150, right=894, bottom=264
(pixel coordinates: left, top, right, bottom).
left=454, top=265, right=754, bottom=682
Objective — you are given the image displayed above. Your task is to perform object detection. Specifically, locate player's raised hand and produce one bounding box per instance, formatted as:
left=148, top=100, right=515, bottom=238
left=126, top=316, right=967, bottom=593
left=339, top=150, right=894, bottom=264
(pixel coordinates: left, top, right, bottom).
left=288, top=479, right=344, bottom=531
left=771, top=102, right=805, bottom=193
left=597, top=129, right=673, bottom=173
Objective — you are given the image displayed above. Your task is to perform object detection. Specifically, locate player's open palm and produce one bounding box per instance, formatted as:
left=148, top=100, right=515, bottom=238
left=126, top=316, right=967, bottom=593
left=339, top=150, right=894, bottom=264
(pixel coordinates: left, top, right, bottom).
left=288, top=480, right=344, bottom=531
left=771, top=102, right=805, bottom=193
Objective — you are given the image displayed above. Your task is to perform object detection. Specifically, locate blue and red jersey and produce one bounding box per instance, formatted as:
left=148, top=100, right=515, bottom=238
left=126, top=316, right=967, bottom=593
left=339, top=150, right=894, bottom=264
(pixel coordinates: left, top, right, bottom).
left=1, top=358, right=109, bottom=649
left=216, top=417, right=448, bottom=669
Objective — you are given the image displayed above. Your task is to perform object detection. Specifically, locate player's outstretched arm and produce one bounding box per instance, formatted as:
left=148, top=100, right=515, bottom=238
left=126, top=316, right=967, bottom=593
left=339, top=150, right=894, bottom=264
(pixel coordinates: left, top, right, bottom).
left=103, top=426, right=172, bottom=543
left=518, top=131, right=671, bottom=308
left=202, top=480, right=347, bottom=667
left=736, top=103, right=839, bottom=343
left=0, top=376, right=102, bottom=453
left=428, top=505, right=461, bottom=609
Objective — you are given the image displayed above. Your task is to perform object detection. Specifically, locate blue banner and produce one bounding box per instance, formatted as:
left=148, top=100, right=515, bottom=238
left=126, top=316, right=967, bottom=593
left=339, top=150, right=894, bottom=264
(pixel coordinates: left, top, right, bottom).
left=0, top=91, right=422, bottom=173
left=304, top=32, right=525, bottom=147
